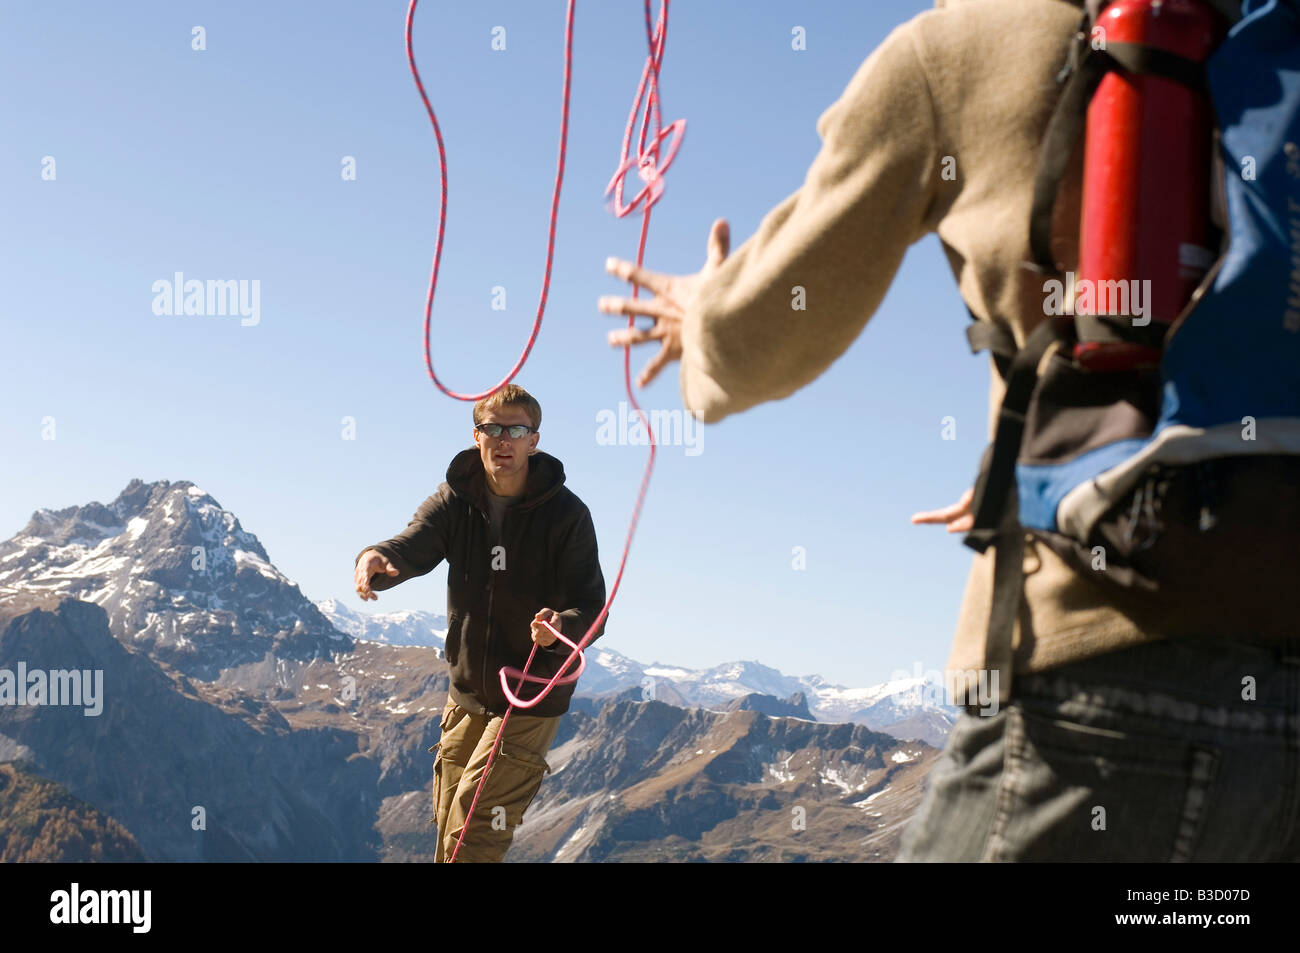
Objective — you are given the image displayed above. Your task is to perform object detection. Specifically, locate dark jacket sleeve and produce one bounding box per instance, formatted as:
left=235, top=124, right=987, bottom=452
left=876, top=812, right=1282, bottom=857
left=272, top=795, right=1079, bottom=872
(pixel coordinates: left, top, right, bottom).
left=354, top=487, right=451, bottom=593
left=546, top=501, right=607, bottom=653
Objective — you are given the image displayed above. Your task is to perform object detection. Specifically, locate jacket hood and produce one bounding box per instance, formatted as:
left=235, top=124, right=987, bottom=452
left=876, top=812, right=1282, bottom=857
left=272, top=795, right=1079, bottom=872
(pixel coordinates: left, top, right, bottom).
left=446, top=447, right=567, bottom=515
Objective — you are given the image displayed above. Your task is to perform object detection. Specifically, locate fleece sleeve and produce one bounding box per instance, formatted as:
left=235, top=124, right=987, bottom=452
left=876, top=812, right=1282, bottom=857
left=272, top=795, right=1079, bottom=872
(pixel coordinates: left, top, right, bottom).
left=679, top=20, right=940, bottom=424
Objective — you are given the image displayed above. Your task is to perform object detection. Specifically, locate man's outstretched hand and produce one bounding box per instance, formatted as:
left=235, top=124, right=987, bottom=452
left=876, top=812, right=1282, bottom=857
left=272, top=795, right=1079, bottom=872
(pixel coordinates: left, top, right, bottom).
left=599, top=217, right=730, bottom=388
left=355, top=549, right=399, bottom=601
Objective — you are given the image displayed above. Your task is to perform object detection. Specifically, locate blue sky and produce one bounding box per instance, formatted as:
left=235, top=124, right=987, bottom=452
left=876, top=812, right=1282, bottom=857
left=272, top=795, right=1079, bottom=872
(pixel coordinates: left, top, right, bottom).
left=0, top=0, right=994, bottom=687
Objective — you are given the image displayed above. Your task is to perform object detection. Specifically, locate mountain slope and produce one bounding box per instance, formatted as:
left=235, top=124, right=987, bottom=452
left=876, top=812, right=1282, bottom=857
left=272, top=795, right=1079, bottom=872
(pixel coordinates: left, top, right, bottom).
left=0, top=761, right=147, bottom=862
left=509, top=695, right=937, bottom=862
left=0, top=592, right=382, bottom=861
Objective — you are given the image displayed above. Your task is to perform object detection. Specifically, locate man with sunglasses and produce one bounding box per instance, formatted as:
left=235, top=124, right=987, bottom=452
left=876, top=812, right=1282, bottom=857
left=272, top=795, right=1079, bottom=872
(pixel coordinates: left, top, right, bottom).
left=352, top=384, right=607, bottom=862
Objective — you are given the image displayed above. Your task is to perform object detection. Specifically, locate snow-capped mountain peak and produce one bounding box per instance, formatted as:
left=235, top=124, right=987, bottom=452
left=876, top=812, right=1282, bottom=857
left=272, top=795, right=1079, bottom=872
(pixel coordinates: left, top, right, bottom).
left=0, top=478, right=348, bottom=679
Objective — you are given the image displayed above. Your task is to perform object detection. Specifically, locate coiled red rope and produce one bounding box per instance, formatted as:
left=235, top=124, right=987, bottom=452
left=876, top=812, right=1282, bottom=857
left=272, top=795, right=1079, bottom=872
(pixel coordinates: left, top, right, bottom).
left=404, top=0, right=683, bottom=862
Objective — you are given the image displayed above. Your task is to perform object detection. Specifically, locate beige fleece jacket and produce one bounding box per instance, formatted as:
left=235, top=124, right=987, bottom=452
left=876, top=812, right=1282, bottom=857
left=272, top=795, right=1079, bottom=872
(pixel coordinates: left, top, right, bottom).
left=678, top=0, right=1237, bottom=678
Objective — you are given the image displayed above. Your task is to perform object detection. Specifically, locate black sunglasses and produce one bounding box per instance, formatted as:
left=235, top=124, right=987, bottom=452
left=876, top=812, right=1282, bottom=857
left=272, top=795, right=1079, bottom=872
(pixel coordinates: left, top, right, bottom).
left=475, top=422, right=537, bottom=439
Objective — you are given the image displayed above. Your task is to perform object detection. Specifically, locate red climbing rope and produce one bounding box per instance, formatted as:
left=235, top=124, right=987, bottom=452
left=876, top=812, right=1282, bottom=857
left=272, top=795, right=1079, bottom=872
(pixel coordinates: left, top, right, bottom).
left=405, top=0, right=682, bottom=863
left=404, top=0, right=574, bottom=400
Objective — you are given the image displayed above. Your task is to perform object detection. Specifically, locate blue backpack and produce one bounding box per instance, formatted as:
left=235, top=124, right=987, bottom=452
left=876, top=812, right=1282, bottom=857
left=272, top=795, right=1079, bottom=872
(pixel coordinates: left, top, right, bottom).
left=963, top=0, right=1300, bottom=701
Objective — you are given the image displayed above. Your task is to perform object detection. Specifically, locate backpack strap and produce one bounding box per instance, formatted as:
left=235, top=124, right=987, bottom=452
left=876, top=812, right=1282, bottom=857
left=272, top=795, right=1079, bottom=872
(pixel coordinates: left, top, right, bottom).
left=962, top=0, right=1242, bottom=703
left=963, top=315, right=1073, bottom=703
left=1075, top=311, right=1171, bottom=349
left=965, top=307, right=1017, bottom=381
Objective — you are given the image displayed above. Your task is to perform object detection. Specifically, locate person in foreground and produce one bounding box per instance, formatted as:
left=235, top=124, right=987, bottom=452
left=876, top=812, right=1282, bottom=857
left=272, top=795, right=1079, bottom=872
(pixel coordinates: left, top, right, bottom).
left=597, top=0, right=1300, bottom=861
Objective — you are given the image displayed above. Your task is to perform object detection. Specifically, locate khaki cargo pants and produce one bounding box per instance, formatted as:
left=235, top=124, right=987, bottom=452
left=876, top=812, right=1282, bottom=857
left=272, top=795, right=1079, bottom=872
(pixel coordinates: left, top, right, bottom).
left=430, top=696, right=561, bottom=863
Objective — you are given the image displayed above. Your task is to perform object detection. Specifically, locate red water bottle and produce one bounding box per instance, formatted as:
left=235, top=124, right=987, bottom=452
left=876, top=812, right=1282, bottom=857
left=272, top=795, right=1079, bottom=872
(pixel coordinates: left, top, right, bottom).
left=1075, top=0, right=1226, bottom=371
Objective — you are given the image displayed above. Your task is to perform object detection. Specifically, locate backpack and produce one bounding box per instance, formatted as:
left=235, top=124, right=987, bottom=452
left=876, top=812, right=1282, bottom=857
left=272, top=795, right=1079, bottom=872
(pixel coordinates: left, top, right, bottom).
left=963, top=0, right=1300, bottom=702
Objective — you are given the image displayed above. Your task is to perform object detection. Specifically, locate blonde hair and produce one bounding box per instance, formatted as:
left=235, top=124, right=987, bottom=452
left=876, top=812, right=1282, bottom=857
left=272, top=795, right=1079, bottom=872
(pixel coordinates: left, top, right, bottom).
left=473, top=383, right=541, bottom=431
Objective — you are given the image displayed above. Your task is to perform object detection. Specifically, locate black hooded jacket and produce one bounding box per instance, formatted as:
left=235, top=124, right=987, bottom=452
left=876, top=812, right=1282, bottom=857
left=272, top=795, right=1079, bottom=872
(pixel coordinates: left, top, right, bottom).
left=355, top=448, right=607, bottom=717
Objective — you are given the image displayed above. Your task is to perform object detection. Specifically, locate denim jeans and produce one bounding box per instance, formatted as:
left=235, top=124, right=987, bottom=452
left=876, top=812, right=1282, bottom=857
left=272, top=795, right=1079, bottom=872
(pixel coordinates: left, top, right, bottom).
left=896, top=636, right=1300, bottom=861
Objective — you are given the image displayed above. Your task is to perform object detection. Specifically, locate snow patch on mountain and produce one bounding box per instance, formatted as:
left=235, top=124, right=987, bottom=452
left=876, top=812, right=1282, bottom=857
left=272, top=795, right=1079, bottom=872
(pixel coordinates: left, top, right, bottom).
left=316, top=598, right=447, bottom=650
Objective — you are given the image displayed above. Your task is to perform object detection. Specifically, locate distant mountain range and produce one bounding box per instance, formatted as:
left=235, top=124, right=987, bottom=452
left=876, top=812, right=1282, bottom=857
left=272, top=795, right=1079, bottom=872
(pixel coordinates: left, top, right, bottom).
left=317, top=599, right=447, bottom=651
left=0, top=478, right=953, bottom=861
left=316, top=600, right=959, bottom=746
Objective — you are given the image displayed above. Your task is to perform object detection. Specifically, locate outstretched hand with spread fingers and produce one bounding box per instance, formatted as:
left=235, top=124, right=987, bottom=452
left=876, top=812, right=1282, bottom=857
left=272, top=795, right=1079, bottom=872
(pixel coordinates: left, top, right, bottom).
left=599, top=218, right=730, bottom=388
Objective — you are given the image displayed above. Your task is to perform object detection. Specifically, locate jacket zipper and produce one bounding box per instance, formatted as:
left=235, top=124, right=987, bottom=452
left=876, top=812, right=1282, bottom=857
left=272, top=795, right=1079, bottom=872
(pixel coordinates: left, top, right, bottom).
left=484, top=504, right=512, bottom=706
left=481, top=503, right=493, bottom=704
left=477, top=490, right=533, bottom=708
